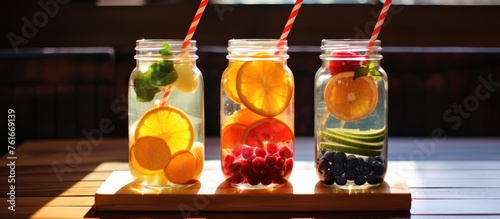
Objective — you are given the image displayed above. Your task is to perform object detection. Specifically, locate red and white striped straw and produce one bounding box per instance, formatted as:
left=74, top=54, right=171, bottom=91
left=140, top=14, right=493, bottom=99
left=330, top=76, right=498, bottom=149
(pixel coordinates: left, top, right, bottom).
left=276, top=0, right=303, bottom=50
left=368, top=0, right=392, bottom=48
left=181, top=0, right=209, bottom=50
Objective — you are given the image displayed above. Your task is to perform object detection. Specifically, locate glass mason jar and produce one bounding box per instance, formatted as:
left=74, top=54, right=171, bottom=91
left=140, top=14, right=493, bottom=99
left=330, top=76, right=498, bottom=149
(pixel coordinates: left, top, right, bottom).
left=128, top=39, right=204, bottom=189
left=220, top=39, right=295, bottom=189
left=314, top=39, right=388, bottom=188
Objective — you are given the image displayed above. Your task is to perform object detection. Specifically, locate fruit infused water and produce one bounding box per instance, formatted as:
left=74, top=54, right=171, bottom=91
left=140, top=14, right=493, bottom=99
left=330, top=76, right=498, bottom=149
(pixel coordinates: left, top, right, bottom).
left=221, top=39, right=295, bottom=189
left=314, top=39, right=388, bottom=188
left=128, top=39, right=204, bottom=189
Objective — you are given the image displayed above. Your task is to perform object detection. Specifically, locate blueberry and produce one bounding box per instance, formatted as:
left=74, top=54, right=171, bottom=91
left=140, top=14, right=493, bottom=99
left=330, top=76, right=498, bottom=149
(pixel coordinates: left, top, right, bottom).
left=374, top=156, right=385, bottom=163
left=354, top=175, right=367, bottom=185
left=366, top=156, right=376, bottom=164
left=346, top=156, right=359, bottom=170
left=318, top=158, right=330, bottom=173
left=347, top=154, right=357, bottom=160
left=367, top=173, right=383, bottom=185
left=320, top=148, right=328, bottom=155
left=333, top=151, right=347, bottom=165
left=324, top=150, right=335, bottom=162
left=331, top=163, right=345, bottom=176
left=357, top=157, right=365, bottom=165
left=345, top=169, right=359, bottom=180
left=335, top=176, right=347, bottom=185
left=358, top=162, right=372, bottom=176
left=322, top=172, right=335, bottom=185
left=371, top=161, right=386, bottom=175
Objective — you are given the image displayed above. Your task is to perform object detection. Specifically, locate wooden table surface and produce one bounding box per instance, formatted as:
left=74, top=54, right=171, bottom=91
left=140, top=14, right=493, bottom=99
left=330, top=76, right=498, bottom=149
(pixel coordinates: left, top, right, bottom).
left=1, top=137, right=499, bottom=218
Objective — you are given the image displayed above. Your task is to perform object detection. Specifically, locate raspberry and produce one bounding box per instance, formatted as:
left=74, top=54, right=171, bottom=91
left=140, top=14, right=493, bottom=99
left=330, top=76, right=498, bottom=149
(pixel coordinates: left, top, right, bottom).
left=265, top=154, right=278, bottom=166
left=252, top=157, right=266, bottom=172
left=272, top=174, right=286, bottom=184
left=247, top=154, right=257, bottom=163
left=228, top=161, right=241, bottom=175
left=239, top=162, right=253, bottom=177
left=263, top=165, right=277, bottom=177
left=247, top=172, right=261, bottom=185
left=328, top=51, right=360, bottom=76
left=228, top=174, right=244, bottom=184
left=284, top=158, right=294, bottom=177
left=241, top=145, right=254, bottom=160
left=266, top=142, right=279, bottom=154
left=232, top=149, right=241, bottom=157
left=255, top=147, right=267, bottom=157
left=278, top=146, right=293, bottom=159
left=276, top=157, right=286, bottom=169
left=223, top=153, right=236, bottom=170
left=260, top=175, right=273, bottom=186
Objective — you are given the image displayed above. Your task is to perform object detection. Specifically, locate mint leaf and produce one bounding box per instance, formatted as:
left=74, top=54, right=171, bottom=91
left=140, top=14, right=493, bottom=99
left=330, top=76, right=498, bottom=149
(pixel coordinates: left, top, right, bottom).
left=149, top=61, right=178, bottom=86
left=132, top=42, right=177, bottom=102
left=134, top=74, right=160, bottom=102
left=354, top=62, right=382, bottom=80
left=160, top=43, right=172, bottom=56
left=353, top=66, right=369, bottom=80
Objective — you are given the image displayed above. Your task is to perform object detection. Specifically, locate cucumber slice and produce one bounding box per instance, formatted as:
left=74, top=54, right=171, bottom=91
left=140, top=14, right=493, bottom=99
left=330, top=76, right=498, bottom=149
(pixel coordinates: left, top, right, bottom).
left=320, top=142, right=382, bottom=157
left=328, top=127, right=385, bottom=137
left=320, top=131, right=383, bottom=150
left=326, top=128, right=385, bottom=143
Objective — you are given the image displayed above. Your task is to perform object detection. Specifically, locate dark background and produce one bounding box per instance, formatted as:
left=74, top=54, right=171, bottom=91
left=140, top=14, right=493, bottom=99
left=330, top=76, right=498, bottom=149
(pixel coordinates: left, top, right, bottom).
left=1, top=1, right=499, bottom=152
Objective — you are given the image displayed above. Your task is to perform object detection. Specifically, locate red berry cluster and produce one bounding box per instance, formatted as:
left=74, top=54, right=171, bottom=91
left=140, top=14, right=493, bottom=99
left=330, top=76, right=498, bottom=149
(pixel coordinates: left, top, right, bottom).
left=328, top=51, right=361, bottom=76
left=222, top=142, right=294, bottom=186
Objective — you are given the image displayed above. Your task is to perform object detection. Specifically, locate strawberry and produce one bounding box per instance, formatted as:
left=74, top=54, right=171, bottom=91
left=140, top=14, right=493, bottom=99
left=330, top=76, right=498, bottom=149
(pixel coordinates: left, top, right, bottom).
left=328, top=51, right=360, bottom=76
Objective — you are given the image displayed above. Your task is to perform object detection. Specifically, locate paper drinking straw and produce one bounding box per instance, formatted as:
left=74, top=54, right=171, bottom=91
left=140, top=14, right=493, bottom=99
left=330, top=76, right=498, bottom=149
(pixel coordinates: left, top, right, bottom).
left=368, top=0, right=392, bottom=48
left=181, top=0, right=209, bottom=50
left=276, top=0, right=303, bottom=51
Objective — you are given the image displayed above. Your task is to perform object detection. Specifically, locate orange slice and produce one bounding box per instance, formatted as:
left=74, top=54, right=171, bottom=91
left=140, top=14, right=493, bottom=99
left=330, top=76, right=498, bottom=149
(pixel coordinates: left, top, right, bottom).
left=190, top=142, right=204, bottom=179
left=164, top=150, right=197, bottom=184
left=222, top=60, right=244, bottom=103
left=233, top=108, right=265, bottom=126
left=135, top=106, right=194, bottom=154
left=243, top=118, right=294, bottom=147
left=130, top=145, right=157, bottom=176
left=221, top=123, right=246, bottom=150
left=236, top=61, right=293, bottom=117
left=324, top=72, right=378, bottom=121
left=221, top=108, right=267, bottom=150
left=132, top=136, right=171, bottom=171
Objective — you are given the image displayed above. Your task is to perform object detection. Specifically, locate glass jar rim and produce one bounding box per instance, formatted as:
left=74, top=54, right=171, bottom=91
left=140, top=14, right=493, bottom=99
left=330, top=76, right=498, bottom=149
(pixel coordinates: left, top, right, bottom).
left=134, top=39, right=198, bottom=61
left=135, top=39, right=197, bottom=51
left=227, top=39, right=289, bottom=60
left=321, top=39, right=381, bottom=50
left=320, top=39, right=382, bottom=61
left=228, top=39, right=287, bottom=45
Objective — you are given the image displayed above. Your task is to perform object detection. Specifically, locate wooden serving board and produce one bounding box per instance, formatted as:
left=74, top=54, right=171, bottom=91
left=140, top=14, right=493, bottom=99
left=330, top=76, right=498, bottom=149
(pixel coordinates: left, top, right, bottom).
left=95, top=161, right=411, bottom=212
